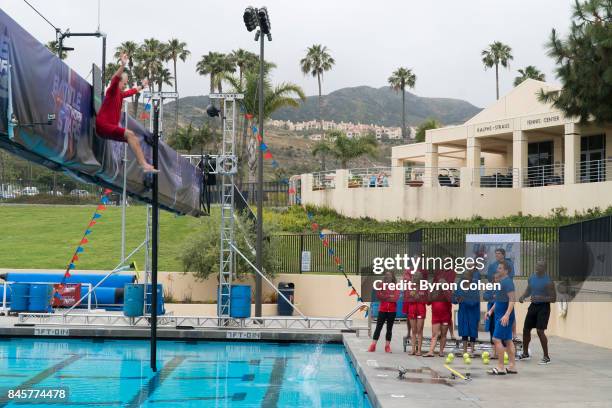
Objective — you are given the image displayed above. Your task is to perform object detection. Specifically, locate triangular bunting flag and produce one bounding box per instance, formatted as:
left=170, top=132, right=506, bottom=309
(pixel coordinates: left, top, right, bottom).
left=84, top=230, right=92, bottom=235
left=80, top=238, right=89, bottom=245
left=311, top=223, right=318, bottom=231
left=288, top=187, right=296, bottom=194
left=76, top=247, right=84, bottom=253
left=348, top=288, right=357, bottom=296
left=93, top=213, right=102, bottom=219
left=103, top=189, right=112, bottom=195
left=245, top=113, right=254, bottom=120
left=260, top=143, right=267, bottom=151
left=53, top=291, right=62, bottom=299
left=322, top=239, right=329, bottom=247
left=252, top=126, right=258, bottom=133
left=64, top=271, right=71, bottom=278
left=69, top=263, right=76, bottom=270
left=256, top=134, right=263, bottom=142
left=328, top=248, right=335, bottom=256
left=264, top=151, right=273, bottom=160
left=97, top=205, right=106, bottom=211
left=88, top=221, right=96, bottom=227
left=72, top=255, right=79, bottom=262
left=319, top=232, right=325, bottom=239
left=334, top=256, right=341, bottom=265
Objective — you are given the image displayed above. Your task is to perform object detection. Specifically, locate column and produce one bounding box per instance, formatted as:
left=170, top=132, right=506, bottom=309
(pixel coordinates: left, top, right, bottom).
left=512, top=130, right=528, bottom=188
left=466, top=137, right=481, bottom=187
left=564, top=122, right=581, bottom=184
left=424, top=143, right=438, bottom=187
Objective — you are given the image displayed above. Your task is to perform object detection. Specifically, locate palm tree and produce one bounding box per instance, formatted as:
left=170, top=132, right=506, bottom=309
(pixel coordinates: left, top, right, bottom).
left=415, top=118, right=441, bottom=143
left=300, top=44, right=335, bottom=131
left=313, top=131, right=378, bottom=169
left=388, top=67, right=417, bottom=140
left=514, top=66, right=545, bottom=87
left=312, top=140, right=333, bottom=171
left=131, top=64, right=148, bottom=117
left=137, top=38, right=168, bottom=90
left=165, top=39, right=190, bottom=93
left=103, top=62, right=120, bottom=86
left=114, top=41, right=139, bottom=73
left=154, top=67, right=174, bottom=92
left=225, top=69, right=305, bottom=182
left=231, top=49, right=258, bottom=86
left=45, top=41, right=68, bottom=60
left=196, top=52, right=232, bottom=95
left=481, top=41, right=513, bottom=100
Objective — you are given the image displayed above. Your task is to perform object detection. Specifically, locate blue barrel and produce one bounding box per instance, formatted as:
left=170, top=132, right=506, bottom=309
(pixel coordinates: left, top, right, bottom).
left=123, top=284, right=145, bottom=317
left=396, top=292, right=407, bottom=319
left=28, top=284, right=53, bottom=312
left=9, top=283, right=30, bottom=311
left=145, top=285, right=165, bottom=315
left=230, top=285, right=251, bottom=318
left=370, top=301, right=380, bottom=318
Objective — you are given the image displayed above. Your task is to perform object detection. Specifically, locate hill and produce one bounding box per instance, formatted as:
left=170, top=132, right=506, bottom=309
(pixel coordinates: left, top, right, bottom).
left=271, top=86, right=481, bottom=126
left=163, top=86, right=481, bottom=129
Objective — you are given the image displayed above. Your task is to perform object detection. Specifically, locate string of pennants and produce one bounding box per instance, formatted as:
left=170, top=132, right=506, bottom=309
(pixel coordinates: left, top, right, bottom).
left=56, top=189, right=113, bottom=297
left=246, top=113, right=289, bottom=187
left=245, top=112, right=366, bottom=315
left=139, top=98, right=152, bottom=121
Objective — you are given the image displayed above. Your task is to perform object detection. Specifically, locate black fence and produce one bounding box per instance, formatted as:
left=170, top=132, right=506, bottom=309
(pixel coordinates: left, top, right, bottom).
left=209, top=182, right=288, bottom=207
left=559, top=215, right=612, bottom=280
left=271, top=226, right=560, bottom=278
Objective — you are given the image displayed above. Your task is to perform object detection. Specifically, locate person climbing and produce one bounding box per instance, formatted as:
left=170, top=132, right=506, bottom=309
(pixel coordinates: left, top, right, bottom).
left=95, top=53, right=157, bottom=173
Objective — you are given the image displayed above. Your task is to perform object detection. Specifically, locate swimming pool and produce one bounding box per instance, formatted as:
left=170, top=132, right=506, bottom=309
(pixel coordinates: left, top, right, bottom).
left=0, top=338, right=371, bottom=407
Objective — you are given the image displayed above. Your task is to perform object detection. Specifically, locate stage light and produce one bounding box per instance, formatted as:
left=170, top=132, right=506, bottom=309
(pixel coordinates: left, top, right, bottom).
left=257, top=7, right=271, bottom=36
left=206, top=104, right=220, bottom=118
left=243, top=7, right=259, bottom=32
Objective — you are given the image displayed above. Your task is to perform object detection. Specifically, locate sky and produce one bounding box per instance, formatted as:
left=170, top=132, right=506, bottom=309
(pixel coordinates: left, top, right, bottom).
left=2, top=0, right=574, bottom=109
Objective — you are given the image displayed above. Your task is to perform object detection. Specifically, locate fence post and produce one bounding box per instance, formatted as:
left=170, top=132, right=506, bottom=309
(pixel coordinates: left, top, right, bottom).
left=355, top=234, right=361, bottom=275
left=299, top=234, right=304, bottom=274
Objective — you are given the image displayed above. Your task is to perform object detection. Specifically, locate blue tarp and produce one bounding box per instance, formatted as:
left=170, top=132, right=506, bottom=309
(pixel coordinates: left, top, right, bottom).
left=0, top=9, right=203, bottom=216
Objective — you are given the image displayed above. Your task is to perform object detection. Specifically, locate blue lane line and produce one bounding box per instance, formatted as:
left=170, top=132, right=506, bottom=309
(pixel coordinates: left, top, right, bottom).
left=0, top=354, right=83, bottom=408
left=125, top=356, right=186, bottom=408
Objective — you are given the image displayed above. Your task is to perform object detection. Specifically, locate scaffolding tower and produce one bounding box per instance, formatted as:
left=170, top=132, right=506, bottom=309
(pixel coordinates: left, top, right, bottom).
left=210, top=93, right=243, bottom=324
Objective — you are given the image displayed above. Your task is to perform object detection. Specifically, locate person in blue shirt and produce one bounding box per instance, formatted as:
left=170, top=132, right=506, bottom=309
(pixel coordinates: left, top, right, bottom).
left=486, top=261, right=517, bottom=375
left=518, top=260, right=556, bottom=365
left=485, top=248, right=516, bottom=350
left=453, top=269, right=480, bottom=356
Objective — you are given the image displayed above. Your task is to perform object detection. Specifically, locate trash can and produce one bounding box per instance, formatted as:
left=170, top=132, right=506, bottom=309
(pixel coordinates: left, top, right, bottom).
left=277, top=282, right=295, bottom=316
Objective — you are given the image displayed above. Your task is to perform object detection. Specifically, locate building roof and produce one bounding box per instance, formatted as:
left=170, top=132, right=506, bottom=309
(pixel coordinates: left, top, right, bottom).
left=465, top=79, right=561, bottom=125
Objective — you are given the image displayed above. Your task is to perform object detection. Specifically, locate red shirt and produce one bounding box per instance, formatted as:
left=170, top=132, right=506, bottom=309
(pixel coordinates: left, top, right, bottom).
left=377, top=287, right=399, bottom=313
left=97, top=74, right=138, bottom=126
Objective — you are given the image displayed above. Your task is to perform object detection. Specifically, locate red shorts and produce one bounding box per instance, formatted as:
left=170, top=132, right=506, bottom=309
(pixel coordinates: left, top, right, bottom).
left=431, top=302, right=452, bottom=325
left=407, top=302, right=427, bottom=320
left=96, top=119, right=127, bottom=142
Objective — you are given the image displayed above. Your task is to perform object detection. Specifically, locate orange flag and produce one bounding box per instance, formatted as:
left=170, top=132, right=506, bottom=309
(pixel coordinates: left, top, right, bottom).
left=348, top=288, right=358, bottom=296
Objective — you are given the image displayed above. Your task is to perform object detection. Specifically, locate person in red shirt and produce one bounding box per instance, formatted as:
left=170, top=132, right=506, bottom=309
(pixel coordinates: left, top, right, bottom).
left=424, top=277, right=453, bottom=357
left=95, top=53, right=157, bottom=173
left=405, top=269, right=428, bottom=356
left=368, top=271, right=399, bottom=353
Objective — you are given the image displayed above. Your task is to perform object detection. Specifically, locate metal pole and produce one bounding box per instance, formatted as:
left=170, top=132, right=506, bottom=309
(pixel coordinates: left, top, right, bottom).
left=255, top=31, right=264, bottom=318
left=150, top=100, right=160, bottom=372
left=101, top=35, right=106, bottom=96
left=121, top=101, right=128, bottom=263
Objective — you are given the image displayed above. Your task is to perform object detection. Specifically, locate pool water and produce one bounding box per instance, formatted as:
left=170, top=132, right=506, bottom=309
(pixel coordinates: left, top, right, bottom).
left=0, top=338, right=371, bottom=407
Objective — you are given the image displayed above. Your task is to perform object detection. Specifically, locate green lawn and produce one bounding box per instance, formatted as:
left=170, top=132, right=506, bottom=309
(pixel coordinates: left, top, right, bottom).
left=0, top=205, right=205, bottom=271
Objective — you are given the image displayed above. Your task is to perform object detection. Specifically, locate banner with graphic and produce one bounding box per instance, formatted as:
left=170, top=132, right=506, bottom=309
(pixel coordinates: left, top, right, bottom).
left=0, top=9, right=202, bottom=216
left=465, top=233, right=522, bottom=277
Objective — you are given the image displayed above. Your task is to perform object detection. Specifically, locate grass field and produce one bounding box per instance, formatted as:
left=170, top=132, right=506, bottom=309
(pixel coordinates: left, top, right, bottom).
left=0, top=205, right=205, bottom=271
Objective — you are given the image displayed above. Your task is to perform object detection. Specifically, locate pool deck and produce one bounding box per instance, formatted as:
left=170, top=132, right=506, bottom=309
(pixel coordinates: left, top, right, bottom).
left=0, top=315, right=349, bottom=343
left=343, top=325, right=612, bottom=408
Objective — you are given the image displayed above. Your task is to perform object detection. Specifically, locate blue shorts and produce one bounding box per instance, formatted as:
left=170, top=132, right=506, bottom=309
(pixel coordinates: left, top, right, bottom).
left=493, top=314, right=514, bottom=341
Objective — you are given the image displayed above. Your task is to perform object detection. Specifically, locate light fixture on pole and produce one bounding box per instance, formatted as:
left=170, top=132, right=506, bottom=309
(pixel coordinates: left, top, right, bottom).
left=243, top=5, right=271, bottom=319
